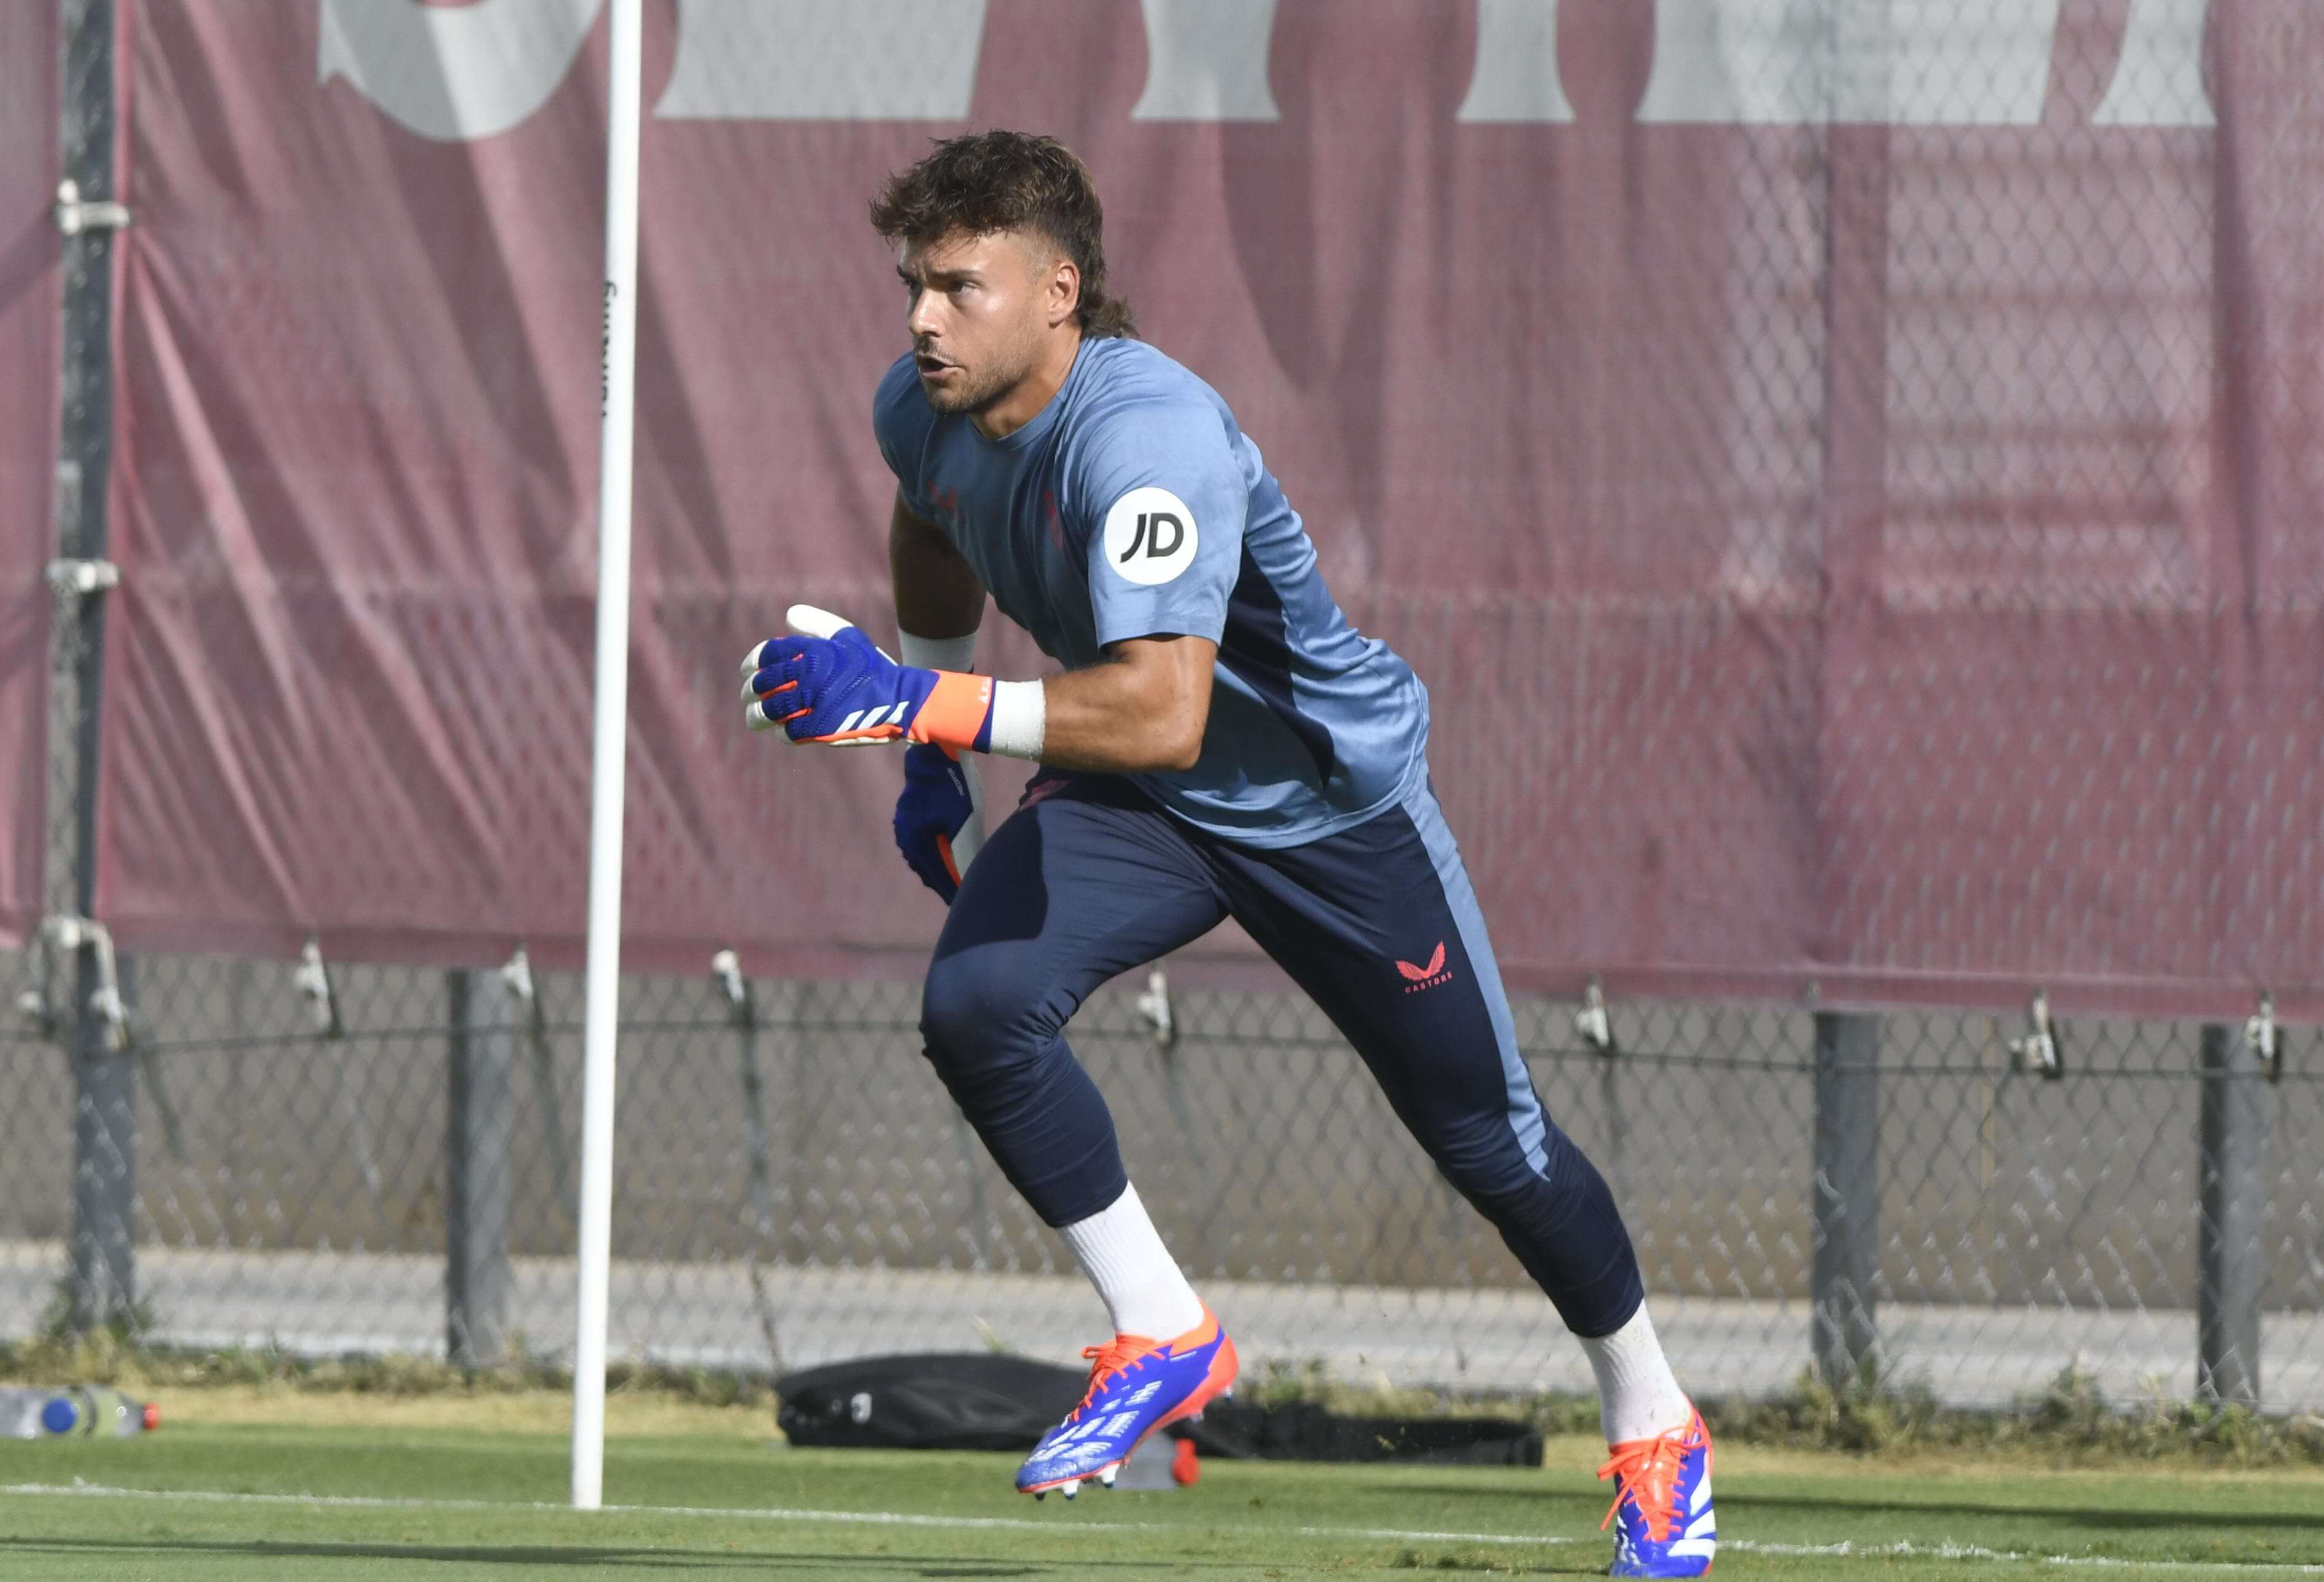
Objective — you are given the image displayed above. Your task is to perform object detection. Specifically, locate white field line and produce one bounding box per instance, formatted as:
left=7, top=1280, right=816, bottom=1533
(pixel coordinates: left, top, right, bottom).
left=6, top=1481, right=2322, bottom=1574
left=0, top=1480, right=1566, bottom=1547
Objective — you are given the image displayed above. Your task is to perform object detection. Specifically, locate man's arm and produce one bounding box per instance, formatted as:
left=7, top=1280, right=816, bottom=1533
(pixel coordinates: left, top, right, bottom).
left=891, top=492, right=984, bottom=640
left=887, top=491, right=1211, bottom=774
left=759, top=493, right=1207, bottom=771
left=1038, top=635, right=1214, bottom=774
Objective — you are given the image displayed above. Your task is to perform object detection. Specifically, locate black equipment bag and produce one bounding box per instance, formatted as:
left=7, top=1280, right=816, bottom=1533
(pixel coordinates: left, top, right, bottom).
left=776, top=1353, right=1540, bottom=1466
left=776, top=1354, right=1088, bottom=1451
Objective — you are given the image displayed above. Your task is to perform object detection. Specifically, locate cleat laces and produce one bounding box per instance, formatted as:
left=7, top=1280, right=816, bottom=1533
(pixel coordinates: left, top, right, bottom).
left=1597, top=1429, right=1692, bottom=1545
left=1066, top=1335, right=1153, bottom=1419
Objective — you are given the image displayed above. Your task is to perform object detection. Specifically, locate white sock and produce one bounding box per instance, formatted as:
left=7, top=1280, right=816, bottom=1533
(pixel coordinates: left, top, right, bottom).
left=1057, top=1184, right=1206, bottom=1340
left=1581, top=1303, right=1694, bottom=1445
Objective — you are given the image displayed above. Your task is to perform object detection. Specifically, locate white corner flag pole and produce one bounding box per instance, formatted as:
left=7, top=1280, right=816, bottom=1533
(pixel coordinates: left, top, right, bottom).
left=573, top=0, right=643, bottom=1512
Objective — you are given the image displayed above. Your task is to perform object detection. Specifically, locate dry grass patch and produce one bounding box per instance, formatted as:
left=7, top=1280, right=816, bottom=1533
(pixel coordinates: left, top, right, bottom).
left=148, top=1381, right=776, bottom=1437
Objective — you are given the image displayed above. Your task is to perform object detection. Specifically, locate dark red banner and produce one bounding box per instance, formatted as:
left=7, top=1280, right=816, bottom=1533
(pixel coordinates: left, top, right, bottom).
left=95, top=2, right=2323, bottom=1019
left=0, top=5, right=60, bottom=947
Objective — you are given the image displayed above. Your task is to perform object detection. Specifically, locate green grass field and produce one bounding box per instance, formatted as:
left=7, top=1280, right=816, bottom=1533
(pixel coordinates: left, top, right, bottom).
left=1, top=1415, right=2318, bottom=1579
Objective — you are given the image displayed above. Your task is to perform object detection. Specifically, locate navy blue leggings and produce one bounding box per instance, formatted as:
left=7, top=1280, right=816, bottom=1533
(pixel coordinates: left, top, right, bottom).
left=919, top=773, right=1644, bottom=1338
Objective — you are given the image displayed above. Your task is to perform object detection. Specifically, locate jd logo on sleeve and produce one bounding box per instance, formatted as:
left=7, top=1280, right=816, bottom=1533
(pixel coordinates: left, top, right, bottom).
left=1102, top=487, right=1200, bottom=586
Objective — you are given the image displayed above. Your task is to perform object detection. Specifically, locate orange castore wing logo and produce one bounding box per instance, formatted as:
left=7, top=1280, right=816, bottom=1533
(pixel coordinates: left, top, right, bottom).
left=1395, top=943, right=1451, bottom=991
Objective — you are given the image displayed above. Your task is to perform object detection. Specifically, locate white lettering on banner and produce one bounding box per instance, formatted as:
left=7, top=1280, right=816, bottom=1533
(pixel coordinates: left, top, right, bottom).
left=316, top=0, right=600, bottom=142
left=1458, top=0, right=1576, bottom=124
left=316, top=0, right=2217, bottom=137
left=657, top=0, right=986, bottom=122
left=1131, top=0, right=1280, bottom=122
left=1636, top=0, right=2062, bottom=126
left=2094, top=0, right=2215, bottom=127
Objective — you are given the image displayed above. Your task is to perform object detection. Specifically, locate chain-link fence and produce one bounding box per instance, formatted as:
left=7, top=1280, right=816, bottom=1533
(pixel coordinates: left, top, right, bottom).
left=4, top=946, right=2316, bottom=1413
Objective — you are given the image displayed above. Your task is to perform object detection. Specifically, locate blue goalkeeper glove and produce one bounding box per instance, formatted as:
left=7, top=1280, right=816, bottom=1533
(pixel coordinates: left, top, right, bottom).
left=740, top=606, right=993, bottom=749
left=893, top=743, right=986, bottom=903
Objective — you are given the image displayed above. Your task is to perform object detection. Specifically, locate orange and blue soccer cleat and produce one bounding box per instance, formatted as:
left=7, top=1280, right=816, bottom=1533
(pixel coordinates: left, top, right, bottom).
left=1599, top=1408, right=1716, bottom=1576
left=1016, top=1307, right=1238, bottom=1499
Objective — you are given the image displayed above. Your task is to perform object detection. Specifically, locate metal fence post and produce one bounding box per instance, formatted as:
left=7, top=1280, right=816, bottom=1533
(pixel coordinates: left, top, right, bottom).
left=446, top=970, right=513, bottom=1367
left=67, top=954, right=136, bottom=1331
left=1811, top=1011, right=1881, bottom=1388
left=55, top=0, right=131, bottom=1341
left=2197, top=1022, right=2269, bottom=1410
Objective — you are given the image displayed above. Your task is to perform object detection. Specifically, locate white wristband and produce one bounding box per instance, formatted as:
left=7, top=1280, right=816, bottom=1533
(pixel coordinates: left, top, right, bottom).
left=901, top=627, right=1041, bottom=761
left=897, top=628, right=978, bottom=673
left=984, top=679, right=1046, bottom=761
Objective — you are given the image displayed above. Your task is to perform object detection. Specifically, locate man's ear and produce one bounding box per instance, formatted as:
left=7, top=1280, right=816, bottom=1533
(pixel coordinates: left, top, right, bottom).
left=1048, top=257, right=1082, bottom=330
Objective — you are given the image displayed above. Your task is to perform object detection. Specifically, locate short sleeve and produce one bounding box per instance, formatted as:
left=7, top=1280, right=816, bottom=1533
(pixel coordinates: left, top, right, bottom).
left=872, top=353, right=935, bottom=514
left=1074, top=403, right=1247, bottom=649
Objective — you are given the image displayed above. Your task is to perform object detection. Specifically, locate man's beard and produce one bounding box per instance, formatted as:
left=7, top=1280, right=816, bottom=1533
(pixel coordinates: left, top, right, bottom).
left=921, top=346, right=1029, bottom=416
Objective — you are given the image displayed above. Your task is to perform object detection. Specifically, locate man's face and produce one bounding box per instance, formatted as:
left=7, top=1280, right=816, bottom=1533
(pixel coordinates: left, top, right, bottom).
left=897, top=230, right=1056, bottom=416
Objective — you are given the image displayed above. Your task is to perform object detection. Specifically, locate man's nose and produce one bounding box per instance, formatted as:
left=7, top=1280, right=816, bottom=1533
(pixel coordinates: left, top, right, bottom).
left=908, top=289, right=942, bottom=341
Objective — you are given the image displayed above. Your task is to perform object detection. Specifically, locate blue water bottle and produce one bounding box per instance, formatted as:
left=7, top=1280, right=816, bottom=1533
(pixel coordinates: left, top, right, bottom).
left=0, top=1386, right=158, bottom=1438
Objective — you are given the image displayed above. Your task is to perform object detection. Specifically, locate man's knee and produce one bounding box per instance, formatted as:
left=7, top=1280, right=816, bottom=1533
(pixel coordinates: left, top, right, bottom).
left=1431, top=1128, right=1542, bottom=1210
left=1426, top=1112, right=1585, bottom=1214
left=920, top=945, right=1056, bottom=1079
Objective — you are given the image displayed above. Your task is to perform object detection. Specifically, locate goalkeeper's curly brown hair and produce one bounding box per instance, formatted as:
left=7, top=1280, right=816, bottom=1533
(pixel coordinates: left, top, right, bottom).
left=870, top=130, right=1136, bottom=341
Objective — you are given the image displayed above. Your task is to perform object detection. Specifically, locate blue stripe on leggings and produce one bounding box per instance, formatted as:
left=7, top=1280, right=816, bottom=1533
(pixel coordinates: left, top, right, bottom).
left=1400, top=781, right=1550, bottom=1179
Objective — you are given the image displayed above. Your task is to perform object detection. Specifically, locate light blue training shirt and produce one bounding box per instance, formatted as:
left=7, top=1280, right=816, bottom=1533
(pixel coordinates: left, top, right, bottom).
left=873, top=336, right=1429, bottom=849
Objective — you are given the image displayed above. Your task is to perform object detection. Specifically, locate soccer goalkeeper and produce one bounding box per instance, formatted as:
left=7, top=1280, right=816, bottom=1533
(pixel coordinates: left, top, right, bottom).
left=740, top=131, right=1714, bottom=1576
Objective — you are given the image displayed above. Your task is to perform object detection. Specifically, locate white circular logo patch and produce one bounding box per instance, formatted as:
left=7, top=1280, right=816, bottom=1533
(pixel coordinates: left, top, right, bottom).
left=1101, top=487, right=1199, bottom=587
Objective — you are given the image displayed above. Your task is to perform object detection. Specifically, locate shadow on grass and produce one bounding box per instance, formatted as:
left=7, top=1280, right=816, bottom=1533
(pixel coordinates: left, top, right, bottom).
left=1353, top=1478, right=2324, bottom=1537
left=0, top=1535, right=1066, bottom=1575
left=0, top=1533, right=1608, bottom=1577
